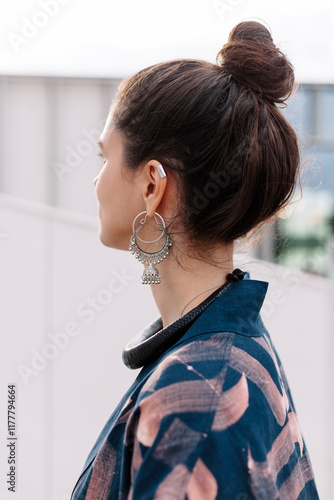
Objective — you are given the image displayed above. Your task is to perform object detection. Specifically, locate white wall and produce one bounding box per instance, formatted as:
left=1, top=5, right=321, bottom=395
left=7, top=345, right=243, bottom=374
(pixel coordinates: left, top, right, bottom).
left=0, top=75, right=120, bottom=211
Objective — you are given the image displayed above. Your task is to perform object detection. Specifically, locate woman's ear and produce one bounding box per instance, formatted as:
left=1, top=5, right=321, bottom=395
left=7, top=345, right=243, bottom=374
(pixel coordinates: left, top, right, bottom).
left=142, top=161, right=167, bottom=217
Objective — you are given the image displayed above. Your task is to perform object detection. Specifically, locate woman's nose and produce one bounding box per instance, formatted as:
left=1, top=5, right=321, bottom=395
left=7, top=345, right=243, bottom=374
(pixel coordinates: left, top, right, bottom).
left=93, top=175, right=98, bottom=187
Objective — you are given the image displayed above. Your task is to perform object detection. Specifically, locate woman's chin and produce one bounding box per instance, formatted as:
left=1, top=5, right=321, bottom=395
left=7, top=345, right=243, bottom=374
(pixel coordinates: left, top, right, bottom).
left=98, top=227, right=129, bottom=251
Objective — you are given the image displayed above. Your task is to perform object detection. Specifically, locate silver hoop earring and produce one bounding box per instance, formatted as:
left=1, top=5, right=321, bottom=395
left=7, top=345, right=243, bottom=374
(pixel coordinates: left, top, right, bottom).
left=129, top=211, right=172, bottom=284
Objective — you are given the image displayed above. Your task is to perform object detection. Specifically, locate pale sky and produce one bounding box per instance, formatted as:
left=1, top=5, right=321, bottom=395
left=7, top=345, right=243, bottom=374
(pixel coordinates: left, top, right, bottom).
left=1, top=0, right=334, bottom=82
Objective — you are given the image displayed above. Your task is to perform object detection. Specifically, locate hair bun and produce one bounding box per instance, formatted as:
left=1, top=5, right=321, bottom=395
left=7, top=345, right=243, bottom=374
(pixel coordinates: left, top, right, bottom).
left=216, top=21, right=296, bottom=105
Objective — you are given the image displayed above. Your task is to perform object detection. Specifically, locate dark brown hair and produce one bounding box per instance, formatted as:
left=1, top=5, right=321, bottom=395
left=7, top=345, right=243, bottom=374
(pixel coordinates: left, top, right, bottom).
left=112, top=20, right=300, bottom=250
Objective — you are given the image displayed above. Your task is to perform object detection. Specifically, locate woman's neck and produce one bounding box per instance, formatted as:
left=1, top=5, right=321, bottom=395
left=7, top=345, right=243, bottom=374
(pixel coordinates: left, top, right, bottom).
left=149, top=244, right=234, bottom=328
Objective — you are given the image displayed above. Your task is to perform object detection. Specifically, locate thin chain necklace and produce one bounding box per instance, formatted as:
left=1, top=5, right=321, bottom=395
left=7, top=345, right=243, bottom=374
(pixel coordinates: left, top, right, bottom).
left=179, top=283, right=226, bottom=318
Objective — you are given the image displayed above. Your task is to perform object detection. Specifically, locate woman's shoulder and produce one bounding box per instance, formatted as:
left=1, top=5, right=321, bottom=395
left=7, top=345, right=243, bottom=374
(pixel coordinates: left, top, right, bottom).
left=136, top=328, right=285, bottom=415
left=140, top=331, right=235, bottom=390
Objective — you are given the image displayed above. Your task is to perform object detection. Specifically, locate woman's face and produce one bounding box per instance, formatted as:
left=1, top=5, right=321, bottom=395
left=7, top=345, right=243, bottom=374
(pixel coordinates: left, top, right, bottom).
left=94, top=112, right=146, bottom=250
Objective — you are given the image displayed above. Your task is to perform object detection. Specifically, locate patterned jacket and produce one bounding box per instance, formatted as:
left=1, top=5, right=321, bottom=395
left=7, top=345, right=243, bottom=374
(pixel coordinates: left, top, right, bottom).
left=70, top=272, right=319, bottom=499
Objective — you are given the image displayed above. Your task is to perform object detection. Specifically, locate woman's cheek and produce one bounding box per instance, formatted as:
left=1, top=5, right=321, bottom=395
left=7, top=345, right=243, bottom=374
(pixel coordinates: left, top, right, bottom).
left=96, top=168, right=112, bottom=207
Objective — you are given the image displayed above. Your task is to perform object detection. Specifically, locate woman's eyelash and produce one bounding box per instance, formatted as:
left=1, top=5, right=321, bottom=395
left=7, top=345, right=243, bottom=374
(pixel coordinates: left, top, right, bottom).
left=97, top=152, right=104, bottom=158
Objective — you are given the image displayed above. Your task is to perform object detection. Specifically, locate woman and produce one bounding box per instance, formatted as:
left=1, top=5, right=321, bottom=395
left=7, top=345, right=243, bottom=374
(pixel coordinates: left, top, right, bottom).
left=71, top=20, right=319, bottom=499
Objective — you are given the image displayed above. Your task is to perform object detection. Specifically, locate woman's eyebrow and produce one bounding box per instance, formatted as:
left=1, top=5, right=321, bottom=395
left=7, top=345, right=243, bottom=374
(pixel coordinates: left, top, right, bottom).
left=97, top=139, right=104, bottom=150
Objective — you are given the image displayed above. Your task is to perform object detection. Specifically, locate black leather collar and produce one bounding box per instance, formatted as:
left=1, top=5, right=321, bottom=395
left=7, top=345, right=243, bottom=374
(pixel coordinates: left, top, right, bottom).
left=122, top=268, right=246, bottom=369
